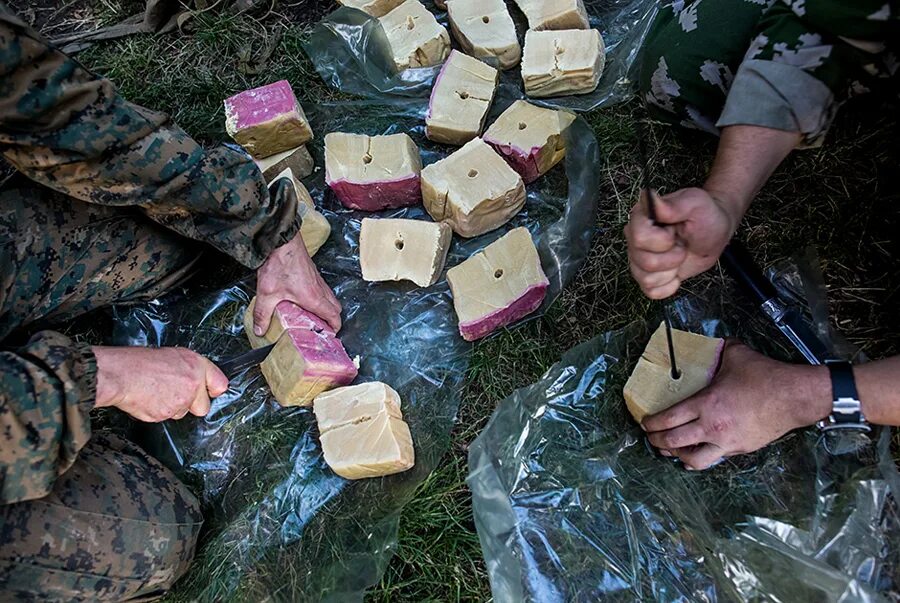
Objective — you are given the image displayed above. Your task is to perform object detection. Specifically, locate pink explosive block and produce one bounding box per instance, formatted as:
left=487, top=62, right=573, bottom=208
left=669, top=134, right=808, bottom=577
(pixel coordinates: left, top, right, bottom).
left=259, top=307, right=357, bottom=407
left=327, top=176, right=422, bottom=211
left=224, top=80, right=313, bottom=159
left=458, top=282, right=548, bottom=342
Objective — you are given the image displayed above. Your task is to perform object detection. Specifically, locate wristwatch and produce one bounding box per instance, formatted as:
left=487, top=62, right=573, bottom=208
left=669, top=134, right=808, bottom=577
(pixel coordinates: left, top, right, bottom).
left=816, top=360, right=871, bottom=432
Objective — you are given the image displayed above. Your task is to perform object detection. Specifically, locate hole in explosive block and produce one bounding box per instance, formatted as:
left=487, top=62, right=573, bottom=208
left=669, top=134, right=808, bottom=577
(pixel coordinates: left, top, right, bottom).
left=457, top=90, right=469, bottom=100
left=362, top=153, right=373, bottom=164
left=482, top=15, right=490, bottom=23
left=670, top=369, right=682, bottom=381
left=494, top=269, right=503, bottom=279
left=406, top=16, right=415, bottom=30
left=468, top=169, right=478, bottom=178
left=395, top=239, right=405, bottom=250
left=518, top=122, right=527, bottom=130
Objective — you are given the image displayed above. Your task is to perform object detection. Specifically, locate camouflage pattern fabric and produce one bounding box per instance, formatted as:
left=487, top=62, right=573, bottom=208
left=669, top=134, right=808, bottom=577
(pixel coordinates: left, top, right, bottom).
left=639, top=0, right=896, bottom=144
left=0, top=3, right=300, bottom=599
left=0, top=432, right=203, bottom=602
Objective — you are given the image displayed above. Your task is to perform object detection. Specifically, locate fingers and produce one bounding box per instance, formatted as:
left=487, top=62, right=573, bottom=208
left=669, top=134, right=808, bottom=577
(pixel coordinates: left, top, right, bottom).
left=644, top=278, right=682, bottom=300
left=630, top=244, right=687, bottom=275
left=625, top=216, right=677, bottom=254
left=630, top=263, right=679, bottom=292
left=675, top=444, right=726, bottom=471
left=642, top=401, right=699, bottom=432
left=315, top=281, right=343, bottom=332
left=188, top=387, right=211, bottom=418
left=205, top=359, right=229, bottom=398
left=252, top=293, right=277, bottom=337
left=646, top=421, right=706, bottom=450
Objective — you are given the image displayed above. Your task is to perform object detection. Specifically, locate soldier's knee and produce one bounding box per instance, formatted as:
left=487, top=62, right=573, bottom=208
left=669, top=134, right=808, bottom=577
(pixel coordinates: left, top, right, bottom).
left=0, top=432, right=203, bottom=601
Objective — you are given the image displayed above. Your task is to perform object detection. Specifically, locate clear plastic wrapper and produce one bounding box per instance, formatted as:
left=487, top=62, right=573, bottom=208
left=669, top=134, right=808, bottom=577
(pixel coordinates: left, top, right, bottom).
left=304, top=0, right=659, bottom=111
left=468, top=260, right=900, bottom=602
left=109, top=100, right=599, bottom=601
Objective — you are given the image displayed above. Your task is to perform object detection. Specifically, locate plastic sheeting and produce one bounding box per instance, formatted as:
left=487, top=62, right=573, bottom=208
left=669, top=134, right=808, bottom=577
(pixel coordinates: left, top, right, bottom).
left=304, top=0, right=658, bottom=111
left=468, top=260, right=900, bottom=602
left=109, top=97, right=600, bottom=600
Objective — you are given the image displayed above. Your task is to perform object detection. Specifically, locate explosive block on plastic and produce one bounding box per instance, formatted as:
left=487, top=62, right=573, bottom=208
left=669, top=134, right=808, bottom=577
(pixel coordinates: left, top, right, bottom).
left=313, top=382, right=415, bottom=479
left=447, top=0, right=521, bottom=70
left=259, top=319, right=358, bottom=408
left=325, top=132, right=423, bottom=211
left=421, top=138, right=525, bottom=238
left=379, top=1, right=451, bottom=71
left=426, top=51, right=499, bottom=146
left=224, top=80, right=313, bottom=159
left=244, top=297, right=334, bottom=349
left=268, top=168, right=331, bottom=258
left=256, top=145, right=315, bottom=182
left=623, top=323, right=725, bottom=423
left=337, top=0, right=405, bottom=17
left=359, top=218, right=453, bottom=287
left=521, top=29, right=605, bottom=98
left=447, top=227, right=548, bottom=341
left=512, top=0, right=589, bottom=30
left=483, top=100, right=576, bottom=183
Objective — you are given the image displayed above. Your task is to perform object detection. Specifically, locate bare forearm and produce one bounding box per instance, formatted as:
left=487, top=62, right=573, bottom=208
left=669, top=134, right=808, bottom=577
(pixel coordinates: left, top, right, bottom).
left=787, top=356, right=900, bottom=428
left=703, top=125, right=802, bottom=224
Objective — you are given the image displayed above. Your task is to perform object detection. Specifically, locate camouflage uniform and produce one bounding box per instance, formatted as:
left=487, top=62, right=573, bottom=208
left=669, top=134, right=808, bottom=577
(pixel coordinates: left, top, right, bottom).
left=640, top=0, right=897, bottom=146
left=1, top=4, right=300, bottom=600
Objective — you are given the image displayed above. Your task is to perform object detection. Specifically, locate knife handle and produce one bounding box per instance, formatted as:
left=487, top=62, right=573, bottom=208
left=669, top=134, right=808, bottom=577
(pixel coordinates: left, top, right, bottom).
left=720, top=240, right=778, bottom=306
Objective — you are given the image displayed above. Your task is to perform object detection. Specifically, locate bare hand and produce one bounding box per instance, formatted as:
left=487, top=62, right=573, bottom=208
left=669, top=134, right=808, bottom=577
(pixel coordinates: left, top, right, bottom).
left=624, top=188, right=737, bottom=299
left=254, top=231, right=342, bottom=335
left=93, top=346, right=228, bottom=422
left=641, top=342, right=831, bottom=470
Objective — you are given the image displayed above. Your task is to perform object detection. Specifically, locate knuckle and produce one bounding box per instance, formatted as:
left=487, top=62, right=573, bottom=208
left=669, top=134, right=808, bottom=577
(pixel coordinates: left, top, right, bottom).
left=709, top=417, right=730, bottom=434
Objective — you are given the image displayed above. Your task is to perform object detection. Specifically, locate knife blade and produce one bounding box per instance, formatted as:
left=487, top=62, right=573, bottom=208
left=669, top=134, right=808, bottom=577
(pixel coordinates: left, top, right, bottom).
left=720, top=241, right=832, bottom=365
left=635, top=119, right=680, bottom=379
left=216, top=343, right=275, bottom=381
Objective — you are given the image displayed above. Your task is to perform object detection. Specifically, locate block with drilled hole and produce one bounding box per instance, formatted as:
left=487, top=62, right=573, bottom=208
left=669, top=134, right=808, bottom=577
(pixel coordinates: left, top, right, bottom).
left=313, top=382, right=415, bottom=480
left=426, top=51, right=499, bottom=146
left=256, top=145, right=315, bottom=182
left=325, top=132, right=422, bottom=211
left=268, top=168, right=331, bottom=258
left=623, top=323, right=725, bottom=423
left=513, top=0, right=589, bottom=30
left=224, top=80, right=313, bottom=159
left=337, top=0, right=405, bottom=17
left=521, top=29, right=605, bottom=98
left=421, top=139, right=525, bottom=238
left=447, top=0, right=521, bottom=70
left=359, top=218, right=453, bottom=287
left=379, top=0, right=451, bottom=71
left=483, top=100, right=576, bottom=183
left=447, top=227, right=548, bottom=341
left=244, top=297, right=335, bottom=349
left=258, top=309, right=358, bottom=407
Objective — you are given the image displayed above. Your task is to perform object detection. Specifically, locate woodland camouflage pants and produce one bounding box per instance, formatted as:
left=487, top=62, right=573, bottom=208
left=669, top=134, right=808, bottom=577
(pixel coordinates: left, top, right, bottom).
left=0, top=177, right=203, bottom=601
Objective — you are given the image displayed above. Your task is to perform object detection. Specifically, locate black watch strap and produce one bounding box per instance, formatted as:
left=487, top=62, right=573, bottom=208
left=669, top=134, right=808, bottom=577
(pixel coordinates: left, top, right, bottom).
left=817, top=360, right=870, bottom=432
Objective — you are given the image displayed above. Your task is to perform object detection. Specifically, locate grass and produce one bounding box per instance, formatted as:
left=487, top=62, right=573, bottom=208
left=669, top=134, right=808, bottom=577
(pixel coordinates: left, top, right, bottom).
left=11, top=1, right=900, bottom=601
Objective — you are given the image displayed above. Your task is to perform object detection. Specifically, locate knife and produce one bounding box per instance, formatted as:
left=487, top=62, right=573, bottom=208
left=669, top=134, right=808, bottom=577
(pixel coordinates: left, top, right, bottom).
left=216, top=343, right=275, bottom=381
left=635, top=119, right=680, bottom=379
left=720, top=240, right=833, bottom=365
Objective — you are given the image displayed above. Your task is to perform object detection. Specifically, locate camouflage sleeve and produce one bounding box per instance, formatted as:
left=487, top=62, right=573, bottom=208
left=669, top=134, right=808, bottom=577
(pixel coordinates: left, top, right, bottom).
left=0, top=332, right=95, bottom=504
left=717, top=1, right=893, bottom=147
left=0, top=9, right=300, bottom=269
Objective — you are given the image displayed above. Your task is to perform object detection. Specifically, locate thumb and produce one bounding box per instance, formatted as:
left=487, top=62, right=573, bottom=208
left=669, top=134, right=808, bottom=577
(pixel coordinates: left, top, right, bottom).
left=205, top=360, right=229, bottom=398
left=252, top=294, right=277, bottom=337
left=653, top=190, right=700, bottom=226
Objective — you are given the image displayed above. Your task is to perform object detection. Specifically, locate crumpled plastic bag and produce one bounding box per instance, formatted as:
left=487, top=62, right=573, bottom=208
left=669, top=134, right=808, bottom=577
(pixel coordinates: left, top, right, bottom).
left=109, top=98, right=600, bottom=601
left=304, top=0, right=659, bottom=111
left=468, top=258, right=900, bottom=602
